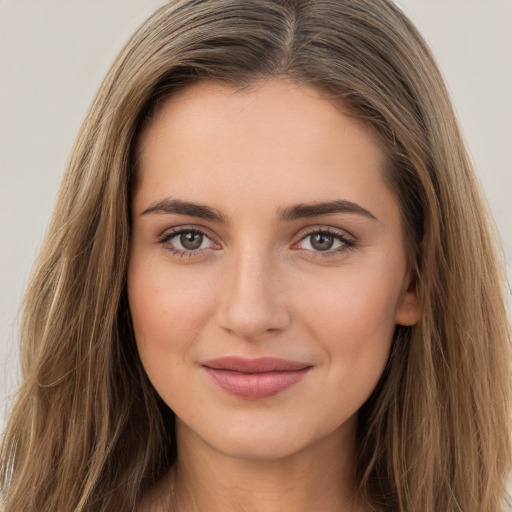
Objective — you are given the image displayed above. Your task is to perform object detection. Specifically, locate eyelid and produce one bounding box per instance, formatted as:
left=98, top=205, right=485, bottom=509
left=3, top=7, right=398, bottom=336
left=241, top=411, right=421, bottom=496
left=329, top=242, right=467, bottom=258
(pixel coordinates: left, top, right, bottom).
left=294, top=225, right=356, bottom=243
left=158, top=224, right=219, bottom=241
left=157, top=225, right=221, bottom=256
left=156, top=224, right=356, bottom=259
left=291, top=225, right=356, bottom=256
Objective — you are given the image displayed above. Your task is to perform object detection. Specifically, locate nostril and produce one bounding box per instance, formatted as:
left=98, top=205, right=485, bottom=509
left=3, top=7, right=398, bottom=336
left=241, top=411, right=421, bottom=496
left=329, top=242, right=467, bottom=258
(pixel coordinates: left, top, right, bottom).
left=215, top=254, right=291, bottom=338
left=217, top=294, right=291, bottom=339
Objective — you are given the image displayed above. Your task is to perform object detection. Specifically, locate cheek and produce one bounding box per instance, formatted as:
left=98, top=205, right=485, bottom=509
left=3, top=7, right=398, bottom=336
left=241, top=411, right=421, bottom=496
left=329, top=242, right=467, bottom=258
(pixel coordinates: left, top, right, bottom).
left=294, top=259, right=403, bottom=398
left=127, top=256, right=216, bottom=377
left=298, top=262, right=401, bottom=341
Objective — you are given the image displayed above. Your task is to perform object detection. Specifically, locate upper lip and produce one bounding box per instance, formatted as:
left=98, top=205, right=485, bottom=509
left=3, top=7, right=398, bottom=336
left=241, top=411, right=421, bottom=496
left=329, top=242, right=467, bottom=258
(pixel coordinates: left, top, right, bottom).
left=201, top=356, right=312, bottom=373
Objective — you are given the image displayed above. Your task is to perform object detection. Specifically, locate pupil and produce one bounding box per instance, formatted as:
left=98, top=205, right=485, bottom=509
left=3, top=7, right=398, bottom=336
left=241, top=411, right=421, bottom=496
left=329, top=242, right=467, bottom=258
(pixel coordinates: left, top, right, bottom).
left=311, top=233, right=334, bottom=251
left=180, top=232, right=203, bottom=250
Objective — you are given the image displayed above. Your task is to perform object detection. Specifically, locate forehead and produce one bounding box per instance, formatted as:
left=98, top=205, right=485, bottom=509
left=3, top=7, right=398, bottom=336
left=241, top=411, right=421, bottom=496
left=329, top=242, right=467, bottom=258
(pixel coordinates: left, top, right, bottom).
left=137, top=78, right=386, bottom=166
left=134, top=78, right=395, bottom=221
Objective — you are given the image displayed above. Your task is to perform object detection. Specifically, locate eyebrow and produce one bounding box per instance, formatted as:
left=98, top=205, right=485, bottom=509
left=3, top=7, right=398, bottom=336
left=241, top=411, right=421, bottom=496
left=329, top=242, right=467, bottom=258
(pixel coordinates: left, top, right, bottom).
left=279, top=200, right=377, bottom=222
left=140, top=197, right=377, bottom=223
left=141, top=198, right=226, bottom=222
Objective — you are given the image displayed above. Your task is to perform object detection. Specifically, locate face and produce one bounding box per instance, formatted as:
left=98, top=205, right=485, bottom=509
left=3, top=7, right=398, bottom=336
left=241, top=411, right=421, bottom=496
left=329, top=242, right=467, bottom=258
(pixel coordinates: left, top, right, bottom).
left=128, top=79, right=420, bottom=461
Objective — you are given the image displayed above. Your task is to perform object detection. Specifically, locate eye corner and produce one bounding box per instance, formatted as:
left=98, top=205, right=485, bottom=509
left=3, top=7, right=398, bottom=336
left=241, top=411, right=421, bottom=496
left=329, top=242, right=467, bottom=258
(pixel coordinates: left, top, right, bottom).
left=291, top=226, right=356, bottom=258
left=157, top=225, right=221, bottom=258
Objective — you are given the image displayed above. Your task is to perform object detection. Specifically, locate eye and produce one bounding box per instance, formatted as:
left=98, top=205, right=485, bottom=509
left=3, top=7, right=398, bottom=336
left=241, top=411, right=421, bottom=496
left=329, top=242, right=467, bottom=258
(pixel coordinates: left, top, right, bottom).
left=159, top=228, right=217, bottom=256
left=295, top=228, right=355, bottom=254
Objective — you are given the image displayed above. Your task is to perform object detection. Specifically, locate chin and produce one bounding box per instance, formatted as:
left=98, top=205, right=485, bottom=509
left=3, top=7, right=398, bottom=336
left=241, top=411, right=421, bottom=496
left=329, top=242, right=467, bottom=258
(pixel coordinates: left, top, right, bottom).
left=178, top=412, right=350, bottom=462
left=208, top=432, right=310, bottom=461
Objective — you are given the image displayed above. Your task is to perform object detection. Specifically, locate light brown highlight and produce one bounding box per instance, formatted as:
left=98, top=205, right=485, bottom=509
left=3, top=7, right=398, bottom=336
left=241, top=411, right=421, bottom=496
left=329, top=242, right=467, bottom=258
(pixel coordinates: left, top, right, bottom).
left=1, top=1, right=510, bottom=510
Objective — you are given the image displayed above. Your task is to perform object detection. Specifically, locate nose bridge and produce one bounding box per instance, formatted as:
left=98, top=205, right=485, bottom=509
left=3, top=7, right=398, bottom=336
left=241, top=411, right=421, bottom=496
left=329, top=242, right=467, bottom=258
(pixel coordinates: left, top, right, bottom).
left=218, top=246, right=289, bottom=339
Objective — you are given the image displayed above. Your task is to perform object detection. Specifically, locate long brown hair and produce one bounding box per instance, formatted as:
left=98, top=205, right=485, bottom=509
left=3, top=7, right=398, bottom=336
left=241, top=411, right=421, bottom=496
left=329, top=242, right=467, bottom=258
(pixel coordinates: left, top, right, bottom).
left=2, top=0, right=510, bottom=510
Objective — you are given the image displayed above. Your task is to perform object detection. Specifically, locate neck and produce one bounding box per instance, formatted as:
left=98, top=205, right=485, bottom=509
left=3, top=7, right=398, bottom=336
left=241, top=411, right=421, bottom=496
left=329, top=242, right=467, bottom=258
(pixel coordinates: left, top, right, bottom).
left=159, top=417, right=363, bottom=512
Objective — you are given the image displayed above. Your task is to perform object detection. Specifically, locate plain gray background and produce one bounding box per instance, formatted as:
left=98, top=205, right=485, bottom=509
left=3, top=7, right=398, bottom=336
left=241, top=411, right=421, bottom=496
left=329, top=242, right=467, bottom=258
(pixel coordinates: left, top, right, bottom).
left=1, top=1, right=511, bottom=426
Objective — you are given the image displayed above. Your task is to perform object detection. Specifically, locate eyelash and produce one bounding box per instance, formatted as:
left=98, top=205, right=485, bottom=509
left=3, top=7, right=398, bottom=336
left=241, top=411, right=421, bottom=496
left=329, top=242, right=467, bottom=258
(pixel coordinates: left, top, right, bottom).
left=294, top=227, right=356, bottom=258
left=158, top=227, right=218, bottom=258
left=157, top=226, right=356, bottom=259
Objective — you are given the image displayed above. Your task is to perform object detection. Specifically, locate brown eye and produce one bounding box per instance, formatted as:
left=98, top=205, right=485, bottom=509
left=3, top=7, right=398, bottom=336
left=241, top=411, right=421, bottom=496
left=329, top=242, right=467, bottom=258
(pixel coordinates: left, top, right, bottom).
left=296, top=229, right=354, bottom=255
left=180, top=231, right=203, bottom=250
left=310, top=233, right=334, bottom=251
left=160, top=228, right=216, bottom=254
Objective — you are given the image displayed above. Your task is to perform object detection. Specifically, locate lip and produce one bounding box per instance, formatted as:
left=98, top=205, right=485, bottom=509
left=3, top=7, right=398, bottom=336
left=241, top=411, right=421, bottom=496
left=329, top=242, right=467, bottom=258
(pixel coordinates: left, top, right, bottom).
left=201, top=357, right=313, bottom=400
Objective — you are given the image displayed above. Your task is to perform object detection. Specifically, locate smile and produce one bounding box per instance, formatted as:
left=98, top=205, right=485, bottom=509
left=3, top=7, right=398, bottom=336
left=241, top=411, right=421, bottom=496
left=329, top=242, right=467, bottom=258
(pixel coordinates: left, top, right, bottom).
left=201, top=357, right=313, bottom=400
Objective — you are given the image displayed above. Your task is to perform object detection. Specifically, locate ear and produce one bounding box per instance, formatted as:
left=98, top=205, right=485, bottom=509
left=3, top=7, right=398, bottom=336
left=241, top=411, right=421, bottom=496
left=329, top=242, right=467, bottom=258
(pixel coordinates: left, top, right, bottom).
left=395, top=270, right=421, bottom=326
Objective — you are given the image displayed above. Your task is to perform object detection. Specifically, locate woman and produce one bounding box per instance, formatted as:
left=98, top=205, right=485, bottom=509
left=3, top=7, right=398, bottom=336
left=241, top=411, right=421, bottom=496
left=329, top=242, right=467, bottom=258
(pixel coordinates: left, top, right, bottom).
left=1, top=0, right=510, bottom=510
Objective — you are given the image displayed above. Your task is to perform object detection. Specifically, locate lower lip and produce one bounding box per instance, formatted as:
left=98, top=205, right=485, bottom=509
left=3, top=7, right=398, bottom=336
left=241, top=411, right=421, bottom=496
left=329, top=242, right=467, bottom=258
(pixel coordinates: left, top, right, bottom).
left=203, top=367, right=311, bottom=399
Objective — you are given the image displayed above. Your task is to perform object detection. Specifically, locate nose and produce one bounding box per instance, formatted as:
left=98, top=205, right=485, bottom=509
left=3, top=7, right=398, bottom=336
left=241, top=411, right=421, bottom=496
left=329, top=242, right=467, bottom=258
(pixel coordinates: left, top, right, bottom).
left=216, top=251, right=291, bottom=340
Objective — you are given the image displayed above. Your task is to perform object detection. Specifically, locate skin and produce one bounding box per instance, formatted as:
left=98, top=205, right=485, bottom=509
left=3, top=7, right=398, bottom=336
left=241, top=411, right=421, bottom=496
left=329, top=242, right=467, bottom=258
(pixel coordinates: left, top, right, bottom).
left=128, top=78, right=421, bottom=512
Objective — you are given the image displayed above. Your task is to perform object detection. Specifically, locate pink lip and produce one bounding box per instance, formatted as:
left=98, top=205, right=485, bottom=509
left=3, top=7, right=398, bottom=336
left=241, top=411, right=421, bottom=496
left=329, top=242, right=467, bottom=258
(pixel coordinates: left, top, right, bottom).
left=201, top=357, right=312, bottom=400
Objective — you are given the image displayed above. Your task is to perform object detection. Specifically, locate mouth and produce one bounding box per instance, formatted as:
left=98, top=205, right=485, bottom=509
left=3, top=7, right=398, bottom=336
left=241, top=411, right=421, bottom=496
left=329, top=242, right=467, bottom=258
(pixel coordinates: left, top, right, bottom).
left=201, top=356, right=313, bottom=400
